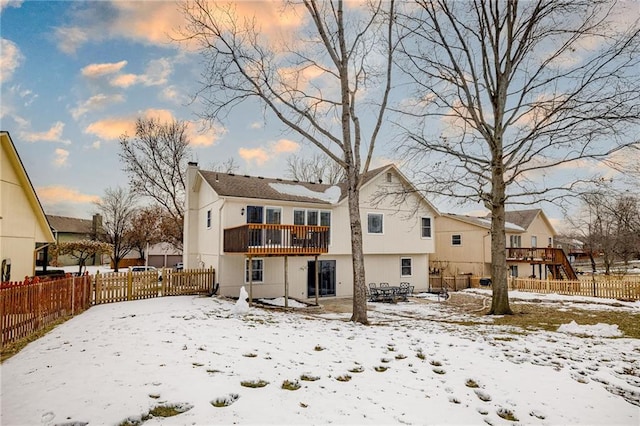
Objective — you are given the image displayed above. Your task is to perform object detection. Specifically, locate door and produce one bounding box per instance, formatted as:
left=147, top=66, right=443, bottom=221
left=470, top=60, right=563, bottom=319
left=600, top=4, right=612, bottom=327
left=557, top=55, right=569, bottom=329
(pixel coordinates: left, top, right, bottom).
left=246, top=206, right=263, bottom=246
left=307, top=260, right=336, bottom=297
left=265, top=207, right=282, bottom=245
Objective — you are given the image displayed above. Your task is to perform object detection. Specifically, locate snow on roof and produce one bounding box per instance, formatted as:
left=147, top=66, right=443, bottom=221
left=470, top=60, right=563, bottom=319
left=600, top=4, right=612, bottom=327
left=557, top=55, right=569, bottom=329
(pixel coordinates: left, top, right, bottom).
left=269, top=183, right=342, bottom=204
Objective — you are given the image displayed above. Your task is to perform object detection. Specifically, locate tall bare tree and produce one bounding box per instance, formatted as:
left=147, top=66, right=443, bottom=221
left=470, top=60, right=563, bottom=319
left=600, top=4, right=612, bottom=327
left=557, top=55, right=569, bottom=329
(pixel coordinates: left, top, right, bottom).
left=95, top=187, right=138, bottom=272
left=179, top=0, right=397, bottom=324
left=119, top=117, right=191, bottom=250
left=286, top=153, right=345, bottom=185
left=399, top=0, right=640, bottom=314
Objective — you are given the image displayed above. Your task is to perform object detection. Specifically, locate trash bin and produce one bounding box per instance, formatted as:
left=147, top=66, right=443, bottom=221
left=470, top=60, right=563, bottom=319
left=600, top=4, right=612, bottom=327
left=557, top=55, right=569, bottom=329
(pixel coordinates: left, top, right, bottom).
left=479, top=278, right=492, bottom=286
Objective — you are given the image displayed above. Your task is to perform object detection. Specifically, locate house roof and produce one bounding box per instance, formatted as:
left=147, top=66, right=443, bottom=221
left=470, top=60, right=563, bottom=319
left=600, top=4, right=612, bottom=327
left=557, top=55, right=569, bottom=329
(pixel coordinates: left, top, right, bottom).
left=502, top=209, right=543, bottom=230
left=199, top=164, right=395, bottom=205
left=0, top=131, right=55, bottom=243
left=443, top=213, right=525, bottom=232
left=47, top=215, right=93, bottom=234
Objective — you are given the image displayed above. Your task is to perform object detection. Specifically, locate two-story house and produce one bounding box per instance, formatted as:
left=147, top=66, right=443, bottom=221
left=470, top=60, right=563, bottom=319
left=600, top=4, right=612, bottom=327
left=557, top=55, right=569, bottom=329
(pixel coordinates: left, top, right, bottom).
left=184, top=163, right=439, bottom=300
left=433, top=209, right=576, bottom=279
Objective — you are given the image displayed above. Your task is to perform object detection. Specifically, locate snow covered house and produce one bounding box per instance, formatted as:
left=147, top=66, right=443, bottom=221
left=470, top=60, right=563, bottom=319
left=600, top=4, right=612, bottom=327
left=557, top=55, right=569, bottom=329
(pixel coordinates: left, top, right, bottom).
left=183, top=163, right=439, bottom=299
left=432, top=209, right=576, bottom=279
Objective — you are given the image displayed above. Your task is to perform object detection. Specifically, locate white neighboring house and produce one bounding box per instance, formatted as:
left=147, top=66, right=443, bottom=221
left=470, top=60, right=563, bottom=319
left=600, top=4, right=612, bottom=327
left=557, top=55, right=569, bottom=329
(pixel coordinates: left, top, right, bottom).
left=184, top=163, right=439, bottom=299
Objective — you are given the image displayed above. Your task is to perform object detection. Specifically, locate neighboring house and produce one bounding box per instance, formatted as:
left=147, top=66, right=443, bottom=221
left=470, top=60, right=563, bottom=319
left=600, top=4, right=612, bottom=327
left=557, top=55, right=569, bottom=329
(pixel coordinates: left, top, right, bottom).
left=433, top=209, right=576, bottom=279
left=0, top=131, right=55, bottom=281
left=184, top=163, right=438, bottom=299
left=47, top=214, right=104, bottom=266
left=147, top=243, right=182, bottom=268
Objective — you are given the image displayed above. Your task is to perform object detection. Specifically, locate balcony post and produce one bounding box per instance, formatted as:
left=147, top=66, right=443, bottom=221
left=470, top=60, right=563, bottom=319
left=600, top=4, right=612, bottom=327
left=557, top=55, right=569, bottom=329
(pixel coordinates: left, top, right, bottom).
left=284, top=256, right=289, bottom=308
left=314, top=255, right=319, bottom=305
left=248, top=255, right=253, bottom=306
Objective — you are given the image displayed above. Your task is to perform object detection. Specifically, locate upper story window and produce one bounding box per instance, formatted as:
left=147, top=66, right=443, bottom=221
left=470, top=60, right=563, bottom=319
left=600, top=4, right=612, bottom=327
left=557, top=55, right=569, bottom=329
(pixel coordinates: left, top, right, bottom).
left=421, top=217, right=432, bottom=238
left=451, top=234, right=462, bottom=246
left=510, top=235, right=521, bottom=248
left=531, top=236, right=538, bottom=248
left=246, top=205, right=263, bottom=224
left=368, top=213, right=384, bottom=234
left=206, top=209, right=212, bottom=229
left=386, top=172, right=392, bottom=183
left=294, top=209, right=305, bottom=225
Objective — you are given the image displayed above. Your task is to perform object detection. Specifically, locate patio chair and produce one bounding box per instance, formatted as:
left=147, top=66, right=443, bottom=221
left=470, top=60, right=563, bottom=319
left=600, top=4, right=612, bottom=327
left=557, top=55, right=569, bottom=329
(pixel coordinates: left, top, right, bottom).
left=368, top=287, right=382, bottom=302
left=398, top=282, right=410, bottom=301
left=379, top=282, right=389, bottom=287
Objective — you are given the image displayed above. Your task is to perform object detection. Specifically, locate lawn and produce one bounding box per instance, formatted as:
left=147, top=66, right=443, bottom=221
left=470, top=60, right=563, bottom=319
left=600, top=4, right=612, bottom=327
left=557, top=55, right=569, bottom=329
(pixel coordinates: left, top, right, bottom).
left=1, top=290, right=638, bottom=425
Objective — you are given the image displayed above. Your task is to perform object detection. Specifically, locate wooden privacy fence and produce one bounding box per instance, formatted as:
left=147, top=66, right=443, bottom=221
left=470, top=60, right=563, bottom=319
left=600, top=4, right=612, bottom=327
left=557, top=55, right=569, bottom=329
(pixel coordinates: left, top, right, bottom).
left=94, top=268, right=215, bottom=304
left=1, top=268, right=215, bottom=348
left=429, top=275, right=471, bottom=291
left=1, top=274, right=92, bottom=348
left=507, top=276, right=640, bottom=300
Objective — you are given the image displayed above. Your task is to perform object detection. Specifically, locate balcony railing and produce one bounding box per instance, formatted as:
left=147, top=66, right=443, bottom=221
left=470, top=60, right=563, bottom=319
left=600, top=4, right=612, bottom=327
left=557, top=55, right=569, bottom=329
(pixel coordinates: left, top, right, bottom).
left=224, top=224, right=330, bottom=256
left=507, top=247, right=577, bottom=280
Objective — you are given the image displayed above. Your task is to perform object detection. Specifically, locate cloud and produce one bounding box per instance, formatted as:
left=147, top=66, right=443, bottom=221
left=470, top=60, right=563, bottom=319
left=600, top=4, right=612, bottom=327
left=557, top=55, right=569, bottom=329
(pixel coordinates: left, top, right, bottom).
left=85, top=117, right=135, bottom=140
left=0, top=0, right=23, bottom=12
left=51, top=1, right=306, bottom=55
left=250, top=121, right=263, bottom=129
left=37, top=185, right=101, bottom=205
left=109, top=58, right=172, bottom=88
left=81, top=60, right=128, bottom=78
left=239, top=139, right=300, bottom=166
left=53, top=148, right=70, bottom=167
left=161, top=85, right=188, bottom=104
left=0, top=38, right=24, bottom=84
left=22, top=121, right=71, bottom=144
left=84, top=109, right=224, bottom=146
left=55, top=26, right=90, bottom=55
left=70, top=93, right=125, bottom=120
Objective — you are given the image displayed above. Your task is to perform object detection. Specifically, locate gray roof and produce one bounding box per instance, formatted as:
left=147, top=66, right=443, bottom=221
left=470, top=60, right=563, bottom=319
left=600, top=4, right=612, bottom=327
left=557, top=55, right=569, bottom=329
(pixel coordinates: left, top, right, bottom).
left=199, top=165, right=390, bottom=205
left=47, top=215, right=93, bottom=234
left=502, top=209, right=542, bottom=230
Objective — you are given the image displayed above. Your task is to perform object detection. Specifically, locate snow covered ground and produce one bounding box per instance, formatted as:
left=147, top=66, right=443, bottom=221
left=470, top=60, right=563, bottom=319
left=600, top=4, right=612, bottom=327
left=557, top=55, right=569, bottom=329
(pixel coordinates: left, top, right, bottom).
left=1, top=291, right=639, bottom=425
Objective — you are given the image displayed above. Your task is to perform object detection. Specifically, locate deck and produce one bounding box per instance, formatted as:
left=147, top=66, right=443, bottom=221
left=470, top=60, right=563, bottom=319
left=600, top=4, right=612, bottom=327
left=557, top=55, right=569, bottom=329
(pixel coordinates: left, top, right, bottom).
left=223, top=224, right=330, bottom=256
left=506, top=247, right=577, bottom=280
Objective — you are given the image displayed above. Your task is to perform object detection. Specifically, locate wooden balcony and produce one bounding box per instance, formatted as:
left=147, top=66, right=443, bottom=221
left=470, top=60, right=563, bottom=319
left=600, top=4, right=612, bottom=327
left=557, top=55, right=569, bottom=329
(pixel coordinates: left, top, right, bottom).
left=507, top=247, right=577, bottom=280
left=224, top=224, right=330, bottom=256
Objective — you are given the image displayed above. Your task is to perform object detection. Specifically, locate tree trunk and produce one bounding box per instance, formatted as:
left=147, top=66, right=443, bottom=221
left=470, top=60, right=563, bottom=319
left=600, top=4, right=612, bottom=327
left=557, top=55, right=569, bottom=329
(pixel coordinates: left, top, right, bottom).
left=347, top=171, right=368, bottom=325
left=488, top=171, right=512, bottom=315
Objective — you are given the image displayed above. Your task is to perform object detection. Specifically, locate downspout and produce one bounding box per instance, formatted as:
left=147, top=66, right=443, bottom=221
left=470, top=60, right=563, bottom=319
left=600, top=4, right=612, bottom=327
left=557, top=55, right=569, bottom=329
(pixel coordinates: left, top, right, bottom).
left=218, top=198, right=226, bottom=287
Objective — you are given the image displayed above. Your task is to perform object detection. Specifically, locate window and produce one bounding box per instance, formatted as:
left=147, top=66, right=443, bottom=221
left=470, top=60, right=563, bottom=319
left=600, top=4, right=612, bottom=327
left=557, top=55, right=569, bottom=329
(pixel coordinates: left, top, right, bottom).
left=206, top=209, right=212, bottom=229
left=451, top=234, right=462, bottom=246
left=307, top=210, right=318, bottom=226
left=368, top=213, right=384, bottom=234
left=386, top=172, right=392, bottom=183
left=510, top=265, right=518, bottom=277
left=401, top=257, right=412, bottom=277
left=245, top=258, right=264, bottom=283
left=510, top=235, right=521, bottom=248
left=265, top=207, right=282, bottom=244
left=246, top=206, right=263, bottom=224
left=548, top=237, right=553, bottom=247
left=293, top=209, right=305, bottom=226
left=421, top=217, right=432, bottom=238
left=531, top=236, right=537, bottom=248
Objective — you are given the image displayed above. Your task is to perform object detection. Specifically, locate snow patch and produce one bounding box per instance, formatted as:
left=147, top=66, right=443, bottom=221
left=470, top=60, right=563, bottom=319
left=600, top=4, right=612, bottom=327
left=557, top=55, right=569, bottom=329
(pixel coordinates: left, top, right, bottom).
left=557, top=320, right=623, bottom=337
left=269, top=183, right=341, bottom=204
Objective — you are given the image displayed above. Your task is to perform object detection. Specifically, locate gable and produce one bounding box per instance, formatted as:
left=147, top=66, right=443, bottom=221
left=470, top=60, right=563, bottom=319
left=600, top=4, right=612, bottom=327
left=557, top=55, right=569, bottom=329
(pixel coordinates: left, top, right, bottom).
left=1, top=131, right=55, bottom=243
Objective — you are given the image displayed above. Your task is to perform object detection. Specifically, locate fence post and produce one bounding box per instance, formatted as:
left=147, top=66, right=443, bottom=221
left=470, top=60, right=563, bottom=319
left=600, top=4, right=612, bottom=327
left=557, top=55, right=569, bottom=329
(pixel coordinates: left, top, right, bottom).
left=127, top=269, right=133, bottom=301
left=71, top=276, right=75, bottom=316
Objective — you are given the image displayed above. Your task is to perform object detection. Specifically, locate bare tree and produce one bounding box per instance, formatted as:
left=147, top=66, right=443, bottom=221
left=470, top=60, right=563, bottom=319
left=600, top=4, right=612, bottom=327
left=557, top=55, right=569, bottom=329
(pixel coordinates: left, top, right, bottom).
left=179, top=0, right=398, bottom=324
left=398, top=0, right=640, bottom=314
left=119, top=117, right=190, bottom=250
left=208, top=157, right=240, bottom=174
left=286, top=153, right=345, bottom=185
left=568, top=191, right=640, bottom=275
left=128, top=206, right=164, bottom=262
left=52, top=240, right=112, bottom=275
left=95, top=187, right=138, bottom=272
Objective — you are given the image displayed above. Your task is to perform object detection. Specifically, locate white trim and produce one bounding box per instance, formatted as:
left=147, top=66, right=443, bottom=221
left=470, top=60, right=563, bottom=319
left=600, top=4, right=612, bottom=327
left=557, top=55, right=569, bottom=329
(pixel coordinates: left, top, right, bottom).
left=420, top=216, right=433, bottom=239
left=245, top=258, right=264, bottom=283
left=367, top=212, right=384, bottom=235
left=400, top=257, right=412, bottom=277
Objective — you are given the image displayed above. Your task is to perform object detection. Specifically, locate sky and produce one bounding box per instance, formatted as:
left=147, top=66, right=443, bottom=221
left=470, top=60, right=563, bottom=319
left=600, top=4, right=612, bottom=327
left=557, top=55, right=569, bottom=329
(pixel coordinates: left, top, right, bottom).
left=1, top=289, right=639, bottom=425
left=1, top=1, right=638, bottom=232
